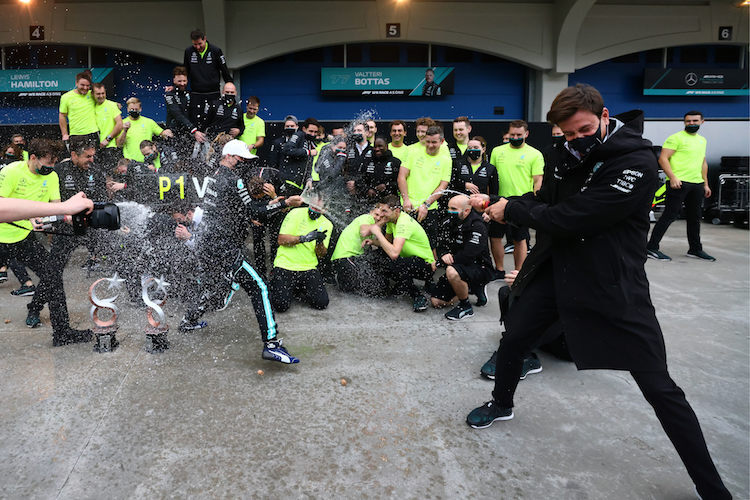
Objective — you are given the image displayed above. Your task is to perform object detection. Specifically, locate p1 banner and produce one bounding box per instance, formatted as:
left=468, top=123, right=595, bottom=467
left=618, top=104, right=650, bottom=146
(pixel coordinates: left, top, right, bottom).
left=321, top=67, right=454, bottom=97
left=0, top=68, right=114, bottom=97
left=644, top=68, right=748, bottom=96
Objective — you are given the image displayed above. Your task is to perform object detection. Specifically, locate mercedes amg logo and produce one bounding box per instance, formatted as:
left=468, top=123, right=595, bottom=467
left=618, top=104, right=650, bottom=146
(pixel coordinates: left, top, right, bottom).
left=685, top=73, right=699, bottom=86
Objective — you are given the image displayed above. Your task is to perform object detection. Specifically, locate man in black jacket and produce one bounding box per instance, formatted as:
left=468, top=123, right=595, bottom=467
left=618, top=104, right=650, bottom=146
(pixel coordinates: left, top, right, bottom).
left=165, top=66, right=206, bottom=152
left=429, top=194, right=492, bottom=320
left=465, top=84, right=731, bottom=499
left=279, top=117, right=319, bottom=197
left=184, top=29, right=233, bottom=125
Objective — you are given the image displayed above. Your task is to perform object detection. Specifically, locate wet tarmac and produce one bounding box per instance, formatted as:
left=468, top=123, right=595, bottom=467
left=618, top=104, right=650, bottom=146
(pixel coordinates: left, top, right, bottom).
left=1, top=220, right=747, bottom=499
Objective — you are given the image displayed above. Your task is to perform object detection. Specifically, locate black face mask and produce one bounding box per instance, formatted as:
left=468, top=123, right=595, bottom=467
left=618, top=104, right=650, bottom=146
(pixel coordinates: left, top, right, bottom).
left=16, top=144, right=26, bottom=151
left=466, top=149, right=482, bottom=161
left=284, top=128, right=296, bottom=137
left=509, top=137, right=524, bottom=148
left=447, top=211, right=462, bottom=225
left=308, top=209, right=322, bottom=220
left=36, top=164, right=55, bottom=176
left=4, top=153, right=16, bottom=159
left=568, top=123, right=602, bottom=159
left=685, top=124, right=700, bottom=134
left=223, top=95, right=235, bottom=106
left=552, top=136, right=565, bottom=146
left=128, top=110, right=140, bottom=119
left=305, top=133, right=317, bottom=142
left=351, top=133, right=364, bottom=143
left=144, top=152, right=158, bottom=163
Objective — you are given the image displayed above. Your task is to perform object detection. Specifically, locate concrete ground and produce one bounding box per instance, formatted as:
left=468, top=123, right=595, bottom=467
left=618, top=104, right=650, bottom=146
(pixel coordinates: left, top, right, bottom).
left=1, top=220, right=748, bottom=500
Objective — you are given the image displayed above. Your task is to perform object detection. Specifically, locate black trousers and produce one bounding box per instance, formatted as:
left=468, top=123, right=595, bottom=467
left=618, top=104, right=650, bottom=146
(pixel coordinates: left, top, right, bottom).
left=1, top=257, right=31, bottom=285
left=648, top=182, right=705, bottom=252
left=184, top=248, right=278, bottom=343
left=333, top=253, right=389, bottom=297
left=388, top=256, right=433, bottom=298
left=269, top=267, right=329, bottom=312
left=28, top=233, right=91, bottom=333
left=251, top=223, right=268, bottom=277
left=491, top=263, right=730, bottom=499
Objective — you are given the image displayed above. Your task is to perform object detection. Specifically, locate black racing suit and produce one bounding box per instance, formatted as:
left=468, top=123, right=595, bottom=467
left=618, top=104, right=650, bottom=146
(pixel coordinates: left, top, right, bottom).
left=182, top=163, right=292, bottom=343
left=28, top=159, right=109, bottom=334
left=422, top=81, right=441, bottom=96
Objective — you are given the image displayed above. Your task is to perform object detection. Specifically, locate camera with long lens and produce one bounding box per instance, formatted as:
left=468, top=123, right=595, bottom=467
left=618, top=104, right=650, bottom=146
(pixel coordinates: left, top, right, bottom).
left=72, top=202, right=121, bottom=236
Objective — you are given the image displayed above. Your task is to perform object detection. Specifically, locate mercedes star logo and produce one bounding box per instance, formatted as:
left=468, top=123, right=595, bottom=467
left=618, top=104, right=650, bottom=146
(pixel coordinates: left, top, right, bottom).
left=685, top=73, right=699, bottom=86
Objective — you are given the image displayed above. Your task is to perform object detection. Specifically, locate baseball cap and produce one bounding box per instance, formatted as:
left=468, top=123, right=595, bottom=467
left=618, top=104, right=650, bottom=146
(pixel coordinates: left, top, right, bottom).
left=284, top=115, right=299, bottom=125
left=222, top=139, right=257, bottom=159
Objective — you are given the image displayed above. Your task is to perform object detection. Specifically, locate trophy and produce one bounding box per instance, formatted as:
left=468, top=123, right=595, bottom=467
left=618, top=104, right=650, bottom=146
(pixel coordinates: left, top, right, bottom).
left=142, top=275, right=170, bottom=353
left=89, top=273, right=125, bottom=353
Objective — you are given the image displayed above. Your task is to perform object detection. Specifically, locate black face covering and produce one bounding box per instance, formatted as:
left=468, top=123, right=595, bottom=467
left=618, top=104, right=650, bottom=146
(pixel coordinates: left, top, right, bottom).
left=466, top=149, right=482, bottom=161
left=308, top=209, right=322, bottom=220
left=509, top=137, right=524, bottom=148
left=351, top=133, right=364, bottom=143
left=305, top=133, right=317, bottom=142
left=568, top=121, right=602, bottom=159
left=36, top=164, right=55, bottom=176
left=128, top=110, right=140, bottom=119
left=552, top=136, right=566, bottom=146
left=223, top=95, right=236, bottom=106
left=685, top=124, right=700, bottom=134
left=284, top=128, right=296, bottom=137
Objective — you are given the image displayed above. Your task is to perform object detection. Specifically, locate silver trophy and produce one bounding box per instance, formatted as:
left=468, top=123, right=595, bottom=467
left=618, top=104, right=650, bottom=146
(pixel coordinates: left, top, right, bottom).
left=142, top=275, right=170, bottom=353
left=89, top=273, right=125, bottom=352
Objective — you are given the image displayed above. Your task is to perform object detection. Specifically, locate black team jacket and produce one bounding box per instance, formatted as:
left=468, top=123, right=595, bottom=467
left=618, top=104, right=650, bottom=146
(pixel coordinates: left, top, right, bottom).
left=183, top=42, right=233, bottom=94
left=437, top=209, right=492, bottom=269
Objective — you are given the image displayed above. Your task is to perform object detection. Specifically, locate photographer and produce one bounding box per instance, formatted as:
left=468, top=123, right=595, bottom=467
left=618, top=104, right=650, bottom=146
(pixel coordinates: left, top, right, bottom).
left=26, top=137, right=108, bottom=345
left=180, top=140, right=304, bottom=365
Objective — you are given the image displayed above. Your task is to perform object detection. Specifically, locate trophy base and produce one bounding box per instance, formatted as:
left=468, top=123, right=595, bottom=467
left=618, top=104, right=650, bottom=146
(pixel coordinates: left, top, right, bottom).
left=145, top=326, right=169, bottom=353
left=93, top=327, right=119, bottom=353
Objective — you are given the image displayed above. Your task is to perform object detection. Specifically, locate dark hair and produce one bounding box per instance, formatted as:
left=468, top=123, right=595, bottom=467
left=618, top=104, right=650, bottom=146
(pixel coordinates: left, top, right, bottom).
left=453, top=116, right=471, bottom=126
left=415, top=117, right=435, bottom=128
left=547, top=84, right=604, bottom=125
left=425, top=125, right=444, bottom=138
left=684, top=110, right=704, bottom=119
left=247, top=95, right=260, bottom=105
left=380, top=194, right=401, bottom=209
left=173, top=66, right=188, bottom=77
left=10, top=133, right=24, bottom=141
left=28, top=138, right=65, bottom=161
left=92, top=82, right=106, bottom=91
left=3, top=143, right=22, bottom=158
left=76, top=72, right=92, bottom=83
left=190, top=29, right=205, bottom=41
left=69, top=136, right=97, bottom=155
left=389, top=120, right=406, bottom=131
left=302, top=117, right=320, bottom=129
left=374, top=135, right=389, bottom=145
left=247, top=176, right=266, bottom=197
left=139, top=139, right=155, bottom=150
left=508, top=119, right=528, bottom=131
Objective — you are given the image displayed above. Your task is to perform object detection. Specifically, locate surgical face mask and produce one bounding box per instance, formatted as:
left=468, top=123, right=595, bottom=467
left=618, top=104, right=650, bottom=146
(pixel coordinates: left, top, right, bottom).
left=284, top=128, right=296, bottom=137
left=509, top=137, right=524, bottom=148
left=351, top=133, right=364, bottom=143
left=568, top=122, right=602, bottom=159
left=308, top=208, right=322, bottom=220
left=128, top=110, right=140, bottom=119
left=685, top=124, right=700, bottom=134
left=466, top=149, right=482, bottom=161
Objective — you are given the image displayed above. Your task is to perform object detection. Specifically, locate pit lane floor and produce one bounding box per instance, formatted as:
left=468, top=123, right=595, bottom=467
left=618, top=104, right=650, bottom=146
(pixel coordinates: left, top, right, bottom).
left=1, top=220, right=747, bottom=499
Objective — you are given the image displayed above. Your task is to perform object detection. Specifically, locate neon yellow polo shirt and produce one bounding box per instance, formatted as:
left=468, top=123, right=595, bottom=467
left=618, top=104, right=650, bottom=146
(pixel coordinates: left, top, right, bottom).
left=238, top=115, right=266, bottom=155
left=663, top=130, right=707, bottom=184
left=121, top=116, right=164, bottom=162
left=59, top=89, right=98, bottom=136
left=386, top=212, right=434, bottom=263
left=0, top=161, right=60, bottom=243
left=95, top=99, right=121, bottom=148
left=310, top=141, right=329, bottom=182
left=331, top=213, right=376, bottom=261
left=274, top=207, right=334, bottom=271
left=490, top=143, right=544, bottom=197
left=403, top=147, right=452, bottom=209
left=389, top=143, right=409, bottom=164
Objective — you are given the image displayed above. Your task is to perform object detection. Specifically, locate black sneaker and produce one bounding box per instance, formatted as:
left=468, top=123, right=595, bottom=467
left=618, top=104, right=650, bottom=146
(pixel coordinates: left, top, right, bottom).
left=480, top=350, right=497, bottom=380
left=0, top=270, right=7, bottom=283
left=520, top=353, right=543, bottom=380
left=52, top=328, right=93, bottom=347
left=412, top=294, right=428, bottom=312
left=489, top=269, right=506, bottom=282
left=11, top=284, right=35, bottom=296
left=26, top=311, right=41, bottom=328
left=646, top=249, right=671, bottom=261
left=504, top=243, right=514, bottom=254
left=262, top=339, right=300, bottom=364
left=475, top=283, right=488, bottom=307
left=445, top=302, right=474, bottom=321
left=179, top=317, right=208, bottom=331
left=466, top=400, right=514, bottom=429
left=686, top=249, right=716, bottom=262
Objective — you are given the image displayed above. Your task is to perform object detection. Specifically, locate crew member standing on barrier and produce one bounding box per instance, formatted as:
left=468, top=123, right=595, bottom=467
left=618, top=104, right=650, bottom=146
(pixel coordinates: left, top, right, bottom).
left=179, top=140, right=304, bottom=365
left=58, top=71, right=99, bottom=145
left=26, top=137, right=107, bottom=344
left=164, top=66, right=206, bottom=151
left=465, top=84, right=731, bottom=500
left=184, top=29, right=233, bottom=126
left=647, top=111, right=715, bottom=262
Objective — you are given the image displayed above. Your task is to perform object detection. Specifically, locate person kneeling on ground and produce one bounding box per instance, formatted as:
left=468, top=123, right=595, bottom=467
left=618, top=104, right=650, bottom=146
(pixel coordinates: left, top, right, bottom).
left=331, top=202, right=390, bottom=297
left=362, top=195, right=436, bottom=312
left=269, top=203, right=333, bottom=312
left=429, top=194, right=493, bottom=320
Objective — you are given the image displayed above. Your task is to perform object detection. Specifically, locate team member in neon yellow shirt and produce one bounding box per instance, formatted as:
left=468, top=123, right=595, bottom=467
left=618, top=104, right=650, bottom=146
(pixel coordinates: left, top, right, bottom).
left=647, top=110, right=715, bottom=261
left=116, top=97, right=173, bottom=162
left=270, top=205, right=333, bottom=312
left=237, top=96, right=266, bottom=155
left=398, top=125, right=452, bottom=248
left=366, top=120, right=377, bottom=146
left=363, top=195, right=436, bottom=312
left=331, top=204, right=389, bottom=296
left=388, top=120, right=410, bottom=164
left=92, top=83, right=123, bottom=149
left=58, top=71, right=98, bottom=142
left=489, top=119, right=544, bottom=271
